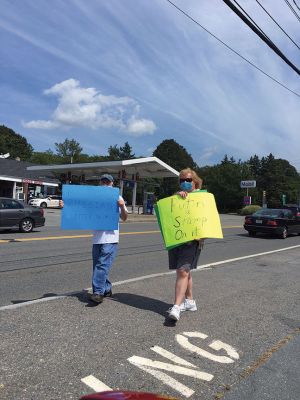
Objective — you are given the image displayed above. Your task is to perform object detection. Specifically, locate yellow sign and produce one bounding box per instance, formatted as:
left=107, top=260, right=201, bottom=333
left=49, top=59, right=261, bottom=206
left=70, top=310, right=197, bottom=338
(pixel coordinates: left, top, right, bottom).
left=156, top=192, right=223, bottom=249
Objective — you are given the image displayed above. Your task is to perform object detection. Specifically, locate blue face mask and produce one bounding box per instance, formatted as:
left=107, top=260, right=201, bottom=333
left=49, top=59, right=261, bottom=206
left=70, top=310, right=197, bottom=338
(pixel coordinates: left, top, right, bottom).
left=180, top=181, right=193, bottom=191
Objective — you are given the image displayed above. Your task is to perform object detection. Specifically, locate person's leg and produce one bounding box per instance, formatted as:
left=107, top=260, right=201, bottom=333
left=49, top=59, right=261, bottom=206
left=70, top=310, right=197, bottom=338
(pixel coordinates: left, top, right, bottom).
left=92, top=243, right=117, bottom=295
left=174, top=268, right=190, bottom=306
left=185, top=272, right=193, bottom=299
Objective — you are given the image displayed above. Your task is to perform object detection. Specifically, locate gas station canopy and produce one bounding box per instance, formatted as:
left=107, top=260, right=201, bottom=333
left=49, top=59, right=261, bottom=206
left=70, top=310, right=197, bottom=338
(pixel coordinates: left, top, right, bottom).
left=27, top=157, right=179, bottom=179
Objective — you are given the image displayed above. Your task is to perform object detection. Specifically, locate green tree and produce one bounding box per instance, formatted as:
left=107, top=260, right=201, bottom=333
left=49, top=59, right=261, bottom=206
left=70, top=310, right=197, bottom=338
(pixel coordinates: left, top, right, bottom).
left=106, top=142, right=135, bottom=161
left=30, top=149, right=63, bottom=165
left=258, top=154, right=300, bottom=207
left=199, top=156, right=248, bottom=212
left=120, top=142, right=135, bottom=159
left=54, top=138, right=83, bottom=163
left=107, top=145, right=121, bottom=161
left=0, top=125, right=33, bottom=160
left=153, top=139, right=198, bottom=197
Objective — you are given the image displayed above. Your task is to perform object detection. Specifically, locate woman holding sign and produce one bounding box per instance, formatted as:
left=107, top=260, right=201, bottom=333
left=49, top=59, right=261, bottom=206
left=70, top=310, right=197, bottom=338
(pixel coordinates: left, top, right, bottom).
left=167, top=168, right=204, bottom=321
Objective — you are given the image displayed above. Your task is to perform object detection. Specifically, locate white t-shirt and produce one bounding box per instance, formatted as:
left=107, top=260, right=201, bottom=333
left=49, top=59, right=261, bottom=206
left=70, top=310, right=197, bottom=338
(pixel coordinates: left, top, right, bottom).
left=92, top=195, right=128, bottom=244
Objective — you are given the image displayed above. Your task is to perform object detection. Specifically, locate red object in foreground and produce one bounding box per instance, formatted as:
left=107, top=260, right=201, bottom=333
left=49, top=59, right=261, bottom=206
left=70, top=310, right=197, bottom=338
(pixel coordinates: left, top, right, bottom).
left=80, top=391, right=178, bottom=400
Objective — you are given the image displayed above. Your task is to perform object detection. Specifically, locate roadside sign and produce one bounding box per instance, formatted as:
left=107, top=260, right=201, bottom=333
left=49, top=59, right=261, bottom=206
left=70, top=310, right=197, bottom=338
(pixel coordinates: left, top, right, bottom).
left=240, top=180, right=256, bottom=188
left=243, top=196, right=252, bottom=205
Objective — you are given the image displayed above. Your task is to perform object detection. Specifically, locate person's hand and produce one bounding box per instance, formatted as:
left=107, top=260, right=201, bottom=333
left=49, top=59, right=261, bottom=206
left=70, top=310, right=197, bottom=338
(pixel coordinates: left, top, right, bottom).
left=177, top=191, right=188, bottom=199
left=59, top=200, right=64, bottom=208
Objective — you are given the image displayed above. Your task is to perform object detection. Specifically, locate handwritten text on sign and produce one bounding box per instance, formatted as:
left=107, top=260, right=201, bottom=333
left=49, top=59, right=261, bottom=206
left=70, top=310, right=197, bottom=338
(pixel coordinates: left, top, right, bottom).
left=61, top=185, right=119, bottom=230
left=156, top=192, right=223, bottom=249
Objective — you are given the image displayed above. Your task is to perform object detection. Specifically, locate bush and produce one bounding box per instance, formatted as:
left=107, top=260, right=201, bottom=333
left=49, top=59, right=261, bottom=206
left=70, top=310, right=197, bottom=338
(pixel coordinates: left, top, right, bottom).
left=239, top=205, right=262, bottom=215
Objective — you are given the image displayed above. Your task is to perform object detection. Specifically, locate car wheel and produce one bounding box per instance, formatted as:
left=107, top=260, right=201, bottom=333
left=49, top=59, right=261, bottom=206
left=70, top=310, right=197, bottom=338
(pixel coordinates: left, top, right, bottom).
left=40, top=202, right=47, bottom=208
left=280, top=226, right=288, bottom=239
left=19, top=218, right=34, bottom=233
left=249, top=231, right=256, bottom=237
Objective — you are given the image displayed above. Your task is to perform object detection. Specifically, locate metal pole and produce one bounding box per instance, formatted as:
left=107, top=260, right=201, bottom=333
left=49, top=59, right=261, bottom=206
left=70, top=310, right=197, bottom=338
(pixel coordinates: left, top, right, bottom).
left=132, top=181, right=137, bottom=213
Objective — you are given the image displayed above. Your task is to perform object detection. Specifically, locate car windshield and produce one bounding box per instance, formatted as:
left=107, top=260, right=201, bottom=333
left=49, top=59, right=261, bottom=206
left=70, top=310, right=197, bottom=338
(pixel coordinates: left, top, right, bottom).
left=253, top=209, right=283, bottom=218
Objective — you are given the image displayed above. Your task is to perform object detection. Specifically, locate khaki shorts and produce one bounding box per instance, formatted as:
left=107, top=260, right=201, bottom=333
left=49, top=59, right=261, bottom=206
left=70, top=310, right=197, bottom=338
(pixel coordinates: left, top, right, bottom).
left=168, top=241, right=201, bottom=270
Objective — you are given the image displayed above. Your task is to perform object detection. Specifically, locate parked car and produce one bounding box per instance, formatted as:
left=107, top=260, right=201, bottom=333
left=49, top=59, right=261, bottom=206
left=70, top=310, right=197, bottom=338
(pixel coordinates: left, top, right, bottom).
left=29, top=195, right=62, bottom=208
left=244, top=208, right=300, bottom=239
left=282, top=203, right=300, bottom=217
left=0, top=197, right=45, bottom=232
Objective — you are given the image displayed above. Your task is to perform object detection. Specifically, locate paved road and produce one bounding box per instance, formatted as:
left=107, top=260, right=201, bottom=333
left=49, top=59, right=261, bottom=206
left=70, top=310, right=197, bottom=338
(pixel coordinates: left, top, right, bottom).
left=0, top=211, right=299, bottom=400
left=0, top=211, right=299, bottom=307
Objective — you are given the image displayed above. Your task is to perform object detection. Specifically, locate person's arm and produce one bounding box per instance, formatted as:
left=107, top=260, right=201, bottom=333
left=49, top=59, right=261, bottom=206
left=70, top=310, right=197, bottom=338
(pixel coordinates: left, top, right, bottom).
left=118, top=198, right=128, bottom=222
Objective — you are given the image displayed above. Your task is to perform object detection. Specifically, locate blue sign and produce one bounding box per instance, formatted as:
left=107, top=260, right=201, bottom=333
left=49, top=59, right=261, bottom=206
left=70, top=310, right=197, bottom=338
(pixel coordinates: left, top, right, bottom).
left=61, top=185, right=120, bottom=230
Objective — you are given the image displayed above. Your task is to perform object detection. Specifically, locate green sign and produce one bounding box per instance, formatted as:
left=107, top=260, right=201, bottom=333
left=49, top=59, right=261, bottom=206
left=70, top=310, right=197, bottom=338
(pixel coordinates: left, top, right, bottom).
left=155, top=191, right=223, bottom=250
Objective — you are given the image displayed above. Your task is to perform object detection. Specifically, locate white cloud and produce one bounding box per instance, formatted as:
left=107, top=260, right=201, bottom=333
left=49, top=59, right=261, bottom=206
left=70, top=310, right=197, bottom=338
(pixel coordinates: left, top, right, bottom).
left=127, top=117, right=156, bottom=136
left=23, top=79, right=157, bottom=136
left=22, top=119, right=59, bottom=129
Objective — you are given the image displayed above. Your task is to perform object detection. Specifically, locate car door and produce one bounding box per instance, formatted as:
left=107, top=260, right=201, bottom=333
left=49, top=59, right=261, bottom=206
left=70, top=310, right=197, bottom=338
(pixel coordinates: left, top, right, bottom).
left=0, top=199, right=25, bottom=227
left=49, top=196, right=60, bottom=208
left=283, top=210, right=297, bottom=233
left=294, top=212, right=300, bottom=233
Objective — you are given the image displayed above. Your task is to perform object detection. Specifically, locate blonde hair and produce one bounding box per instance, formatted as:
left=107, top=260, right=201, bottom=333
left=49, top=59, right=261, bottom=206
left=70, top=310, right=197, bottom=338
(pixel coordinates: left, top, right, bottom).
left=179, top=168, right=203, bottom=189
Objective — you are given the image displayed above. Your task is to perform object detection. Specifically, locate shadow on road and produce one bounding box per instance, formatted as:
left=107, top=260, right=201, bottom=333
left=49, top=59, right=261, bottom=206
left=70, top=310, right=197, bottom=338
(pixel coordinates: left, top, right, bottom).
left=10, top=291, right=178, bottom=326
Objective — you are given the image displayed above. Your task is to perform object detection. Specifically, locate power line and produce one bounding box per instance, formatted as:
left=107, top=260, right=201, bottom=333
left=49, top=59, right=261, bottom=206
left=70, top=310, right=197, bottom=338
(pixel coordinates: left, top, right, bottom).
left=164, top=0, right=300, bottom=98
left=222, top=0, right=300, bottom=75
left=293, top=0, right=300, bottom=12
left=233, top=0, right=271, bottom=40
left=283, top=0, right=300, bottom=22
left=255, top=0, right=300, bottom=51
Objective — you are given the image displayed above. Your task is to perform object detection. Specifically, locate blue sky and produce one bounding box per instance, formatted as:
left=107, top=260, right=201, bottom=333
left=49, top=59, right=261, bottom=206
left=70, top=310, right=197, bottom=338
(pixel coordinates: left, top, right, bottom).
left=1, top=0, right=300, bottom=169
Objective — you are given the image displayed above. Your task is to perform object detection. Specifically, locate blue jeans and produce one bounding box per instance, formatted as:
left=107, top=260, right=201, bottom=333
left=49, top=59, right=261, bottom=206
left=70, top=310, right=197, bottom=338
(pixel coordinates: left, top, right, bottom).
left=92, top=243, right=118, bottom=295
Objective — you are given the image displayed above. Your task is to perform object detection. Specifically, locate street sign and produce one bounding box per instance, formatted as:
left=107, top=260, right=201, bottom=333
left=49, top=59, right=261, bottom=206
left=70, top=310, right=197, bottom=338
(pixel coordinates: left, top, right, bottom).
left=240, top=180, right=256, bottom=188
left=243, top=196, right=252, bottom=205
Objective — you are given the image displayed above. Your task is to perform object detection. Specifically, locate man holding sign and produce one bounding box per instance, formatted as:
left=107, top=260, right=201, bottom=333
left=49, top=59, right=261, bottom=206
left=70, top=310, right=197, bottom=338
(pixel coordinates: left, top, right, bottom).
left=61, top=174, right=128, bottom=304
left=90, top=174, right=128, bottom=304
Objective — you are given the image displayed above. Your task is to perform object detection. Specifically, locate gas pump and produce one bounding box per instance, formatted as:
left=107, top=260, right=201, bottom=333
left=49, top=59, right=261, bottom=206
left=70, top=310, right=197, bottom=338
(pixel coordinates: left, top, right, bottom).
left=143, top=191, right=155, bottom=214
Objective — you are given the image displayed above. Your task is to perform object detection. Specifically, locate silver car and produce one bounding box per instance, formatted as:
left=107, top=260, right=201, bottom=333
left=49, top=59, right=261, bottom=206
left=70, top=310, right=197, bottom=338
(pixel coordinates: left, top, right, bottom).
left=0, top=197, right=45, bottom=232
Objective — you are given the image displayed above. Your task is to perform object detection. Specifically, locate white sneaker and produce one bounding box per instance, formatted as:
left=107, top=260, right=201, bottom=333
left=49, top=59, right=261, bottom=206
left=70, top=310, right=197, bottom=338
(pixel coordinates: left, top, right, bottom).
left=179, top=299, right=197, bottom=312
left=168, top=305, right=181, bottom=321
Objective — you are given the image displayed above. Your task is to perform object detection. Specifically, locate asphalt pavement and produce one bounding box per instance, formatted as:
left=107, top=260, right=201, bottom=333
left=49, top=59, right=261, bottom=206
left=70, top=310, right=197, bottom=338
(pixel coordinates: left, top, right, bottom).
left=1, top=228, right=299, bottom=400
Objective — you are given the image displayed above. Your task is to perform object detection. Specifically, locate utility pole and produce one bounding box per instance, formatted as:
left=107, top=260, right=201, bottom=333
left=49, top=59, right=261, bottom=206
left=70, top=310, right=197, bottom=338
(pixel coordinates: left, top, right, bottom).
left=262, top=190, right=267, bottom=208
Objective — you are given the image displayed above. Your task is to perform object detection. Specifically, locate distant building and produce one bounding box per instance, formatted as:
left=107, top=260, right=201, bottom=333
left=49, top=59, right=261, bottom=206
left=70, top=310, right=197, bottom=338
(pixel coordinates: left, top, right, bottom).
left=0, top=158, right=59, bottom=201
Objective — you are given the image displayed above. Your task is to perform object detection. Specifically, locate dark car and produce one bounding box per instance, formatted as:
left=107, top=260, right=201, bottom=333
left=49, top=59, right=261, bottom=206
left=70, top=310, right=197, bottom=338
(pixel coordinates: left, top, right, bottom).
left=282, top=203, right=300, bottom=217
left=0, top=197, right=45, bottom=233
left=244, top=208, right=300, bottom=239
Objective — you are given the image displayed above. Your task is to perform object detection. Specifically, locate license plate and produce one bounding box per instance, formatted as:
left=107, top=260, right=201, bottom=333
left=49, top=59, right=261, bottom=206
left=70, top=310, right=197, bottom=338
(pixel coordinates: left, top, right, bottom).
left=255, top=219, right=262, bottom=224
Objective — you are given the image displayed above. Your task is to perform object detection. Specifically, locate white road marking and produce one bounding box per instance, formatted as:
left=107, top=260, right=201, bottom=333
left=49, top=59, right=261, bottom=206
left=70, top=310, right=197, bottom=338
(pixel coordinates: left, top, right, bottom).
left=127, top=355, right=214, bottom=381
left=0, top=295, right=67, bottom=311
left=81, top=375, right=112, bottom=392
left=151, top=346, right=197, bottom=367
left=133, top=364, right=195, bottom=398
left=1, top=244, right=300, bottom=311
left=182, top=332, right=208, bottom=339
left=81, top=331, right=239, bottom=398
left=209, top=340, right=239, bottom=360
left=176, top=334, right=234, bottom=364
left=182, top=332, right=239, bottom=360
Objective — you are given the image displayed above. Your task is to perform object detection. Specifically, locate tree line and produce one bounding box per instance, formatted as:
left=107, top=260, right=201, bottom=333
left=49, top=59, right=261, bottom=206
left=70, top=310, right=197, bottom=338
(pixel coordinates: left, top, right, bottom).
left=1, top=125, right=299, bottom=211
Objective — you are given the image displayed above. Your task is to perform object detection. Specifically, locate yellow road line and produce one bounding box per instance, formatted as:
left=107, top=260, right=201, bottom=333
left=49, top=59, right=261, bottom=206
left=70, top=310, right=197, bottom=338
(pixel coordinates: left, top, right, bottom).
left=0, top=226, right=242, bottom=244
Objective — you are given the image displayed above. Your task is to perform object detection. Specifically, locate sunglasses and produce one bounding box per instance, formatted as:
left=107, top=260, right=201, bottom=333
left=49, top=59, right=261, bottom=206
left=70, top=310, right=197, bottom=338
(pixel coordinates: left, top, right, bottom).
left=179, top=178, right=193, bottom=183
